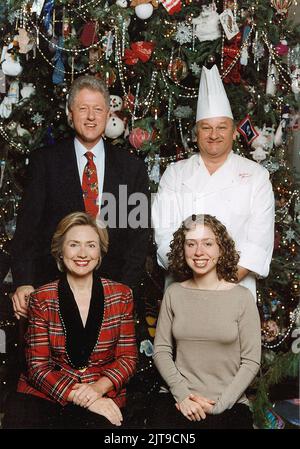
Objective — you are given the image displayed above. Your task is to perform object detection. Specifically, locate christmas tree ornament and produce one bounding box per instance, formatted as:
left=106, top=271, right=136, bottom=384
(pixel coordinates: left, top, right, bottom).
left=237, top=115, right=259, bottom=145
left=161, top=0, right=182, bottom=15
left=102, top=31, right=114, bottom=60
left=89, top=48, right=103, bottom=72
left=43, top=0, right=54, bottom=35
left=0, top=69, right=5, bottom=94
left=123, top=91, right=135, bottom=112
left=291, top=68, right=300, bottom=95
left=219, top=8, right=239, bottom=41
left=250, top=125, right=274, bottom=163
left=262, top=320, right=280, bottom=342
left=0, top=96, right=12, bottom=118
left=20, top=83, right=35, bottom=100
left=266, top=63, right=278, bottom=96
left=105, top=115, right=125, bottom=139
left=124, top=41, right=155, bottom=65
left=139, top=339, right=154, bottom=357
left=174, top=23, right=193, bottom=45
left=135, top=3, right=154, bottom=19
left=32, top=112, right=44, bottom=125
left=190, top=62, right=201, bottom=76
left=80, top=21, right=99, bottom=47
left=271, top=0, right=293, bottom=15
left=116, top=0, right=128, bottom=7
left=17, top=29, right=34, bottom=54
left=207, top=54, right=216, bottom=65
left=274, top=106, right=290, bottom=146
left=222, top=32, right=242, bottom=83
left=129, top=127, right=152, bottom=149
left=7, top=80, right=19, bottom=104
left=4, top=215, right=17, bottom=240
left=62, top=17, right=71, bottom=38
left=275, top=39, right=289, bottom=57
left=168, top=57, right=188, bottom=81
left=0, top=159, right=6, bottom=189
left=240, top=24, right=251, bottom=66
left=192, top=2, right=221, bottom=42
left=105, top=95, right=125, bottom=139
left=31, top=0, right=46, bottom=16
left=1, top=45, right=23, bottom=77
left=52, top=37, right=65, bottom=85
left=253, top=32, right=265, bottom=64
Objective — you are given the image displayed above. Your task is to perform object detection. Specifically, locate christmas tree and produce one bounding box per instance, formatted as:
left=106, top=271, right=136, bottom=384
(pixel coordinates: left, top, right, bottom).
left=0, top=0, right=299, bottom=429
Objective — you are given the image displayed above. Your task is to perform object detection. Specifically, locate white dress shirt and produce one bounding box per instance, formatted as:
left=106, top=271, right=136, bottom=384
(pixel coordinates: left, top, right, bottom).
left=74, top=137, right=105, bottom=207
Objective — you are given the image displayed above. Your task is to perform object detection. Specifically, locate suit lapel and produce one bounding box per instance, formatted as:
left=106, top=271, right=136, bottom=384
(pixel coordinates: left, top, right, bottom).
left=102, top=141, right=120, bottom=197
left=60, top=139, right=85, bottom=210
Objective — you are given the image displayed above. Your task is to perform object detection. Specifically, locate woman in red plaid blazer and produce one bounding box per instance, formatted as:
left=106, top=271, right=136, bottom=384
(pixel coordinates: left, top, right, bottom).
left=3, top=212, right=137, bottom=429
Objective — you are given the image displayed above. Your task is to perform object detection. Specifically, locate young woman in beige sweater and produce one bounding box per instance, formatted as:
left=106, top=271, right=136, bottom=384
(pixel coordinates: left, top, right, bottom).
left=153, top=214, right=261, bottom=429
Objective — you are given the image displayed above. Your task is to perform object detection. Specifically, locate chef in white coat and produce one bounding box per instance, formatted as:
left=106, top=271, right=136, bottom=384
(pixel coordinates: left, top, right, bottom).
left=152, top=65, right=274, bottom=299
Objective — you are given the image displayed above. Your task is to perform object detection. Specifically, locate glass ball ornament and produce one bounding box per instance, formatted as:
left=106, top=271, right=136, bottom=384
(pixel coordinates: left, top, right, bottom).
left=135, top=4, right=154, bottom=20
left=168, top=58, right=188, bottom=82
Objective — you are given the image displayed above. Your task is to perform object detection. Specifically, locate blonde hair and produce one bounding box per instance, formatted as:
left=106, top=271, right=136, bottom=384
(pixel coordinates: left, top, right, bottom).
left=51, top=212, right=109, bottom=272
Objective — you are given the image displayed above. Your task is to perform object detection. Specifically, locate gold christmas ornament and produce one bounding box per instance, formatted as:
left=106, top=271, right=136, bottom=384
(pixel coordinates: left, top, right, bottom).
left=168, top=58, right=188, bottom=82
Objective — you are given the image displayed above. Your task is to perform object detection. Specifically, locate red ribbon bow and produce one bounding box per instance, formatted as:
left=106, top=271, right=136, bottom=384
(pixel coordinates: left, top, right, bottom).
left=124, top=41, right=155, bottom=65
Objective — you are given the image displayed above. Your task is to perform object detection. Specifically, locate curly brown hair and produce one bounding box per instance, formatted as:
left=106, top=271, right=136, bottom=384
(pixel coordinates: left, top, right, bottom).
left=168, top=214, right=240, bottom=282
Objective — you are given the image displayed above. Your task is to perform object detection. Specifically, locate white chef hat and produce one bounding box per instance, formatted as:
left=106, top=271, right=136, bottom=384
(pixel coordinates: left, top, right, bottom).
left=196, top=65, right=233, bottom=121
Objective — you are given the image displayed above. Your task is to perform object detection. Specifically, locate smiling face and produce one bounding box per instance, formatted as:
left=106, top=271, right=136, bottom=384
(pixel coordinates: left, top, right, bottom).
left=184, top=224, right=220, bottom=276
left=62, top=225, right=100, bottom=279
left=197, top=116, right=237, bottom=162
left=68, top=88, right=109, bottom=149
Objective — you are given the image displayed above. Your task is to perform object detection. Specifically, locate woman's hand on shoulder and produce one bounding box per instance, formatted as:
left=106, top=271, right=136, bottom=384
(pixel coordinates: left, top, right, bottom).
left=88, top=397, right=123, bottom=426
left=176, top=396, right=207, bottom=421
left=188, top=394, right=215, bottom=414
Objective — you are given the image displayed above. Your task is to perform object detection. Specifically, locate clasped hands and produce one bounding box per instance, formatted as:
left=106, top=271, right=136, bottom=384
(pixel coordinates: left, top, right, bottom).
left=176, top=394, right=216, bottom=422
left=69, top=383, right=123, bottom=426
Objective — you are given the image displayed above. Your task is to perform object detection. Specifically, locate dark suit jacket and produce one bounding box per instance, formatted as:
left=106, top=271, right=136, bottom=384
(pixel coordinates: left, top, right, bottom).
left=10, top=138, right=150, bottom=290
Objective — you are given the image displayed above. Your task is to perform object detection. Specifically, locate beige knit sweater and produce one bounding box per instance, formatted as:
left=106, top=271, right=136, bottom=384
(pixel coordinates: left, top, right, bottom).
left=153, top=283, right=261, bottom=414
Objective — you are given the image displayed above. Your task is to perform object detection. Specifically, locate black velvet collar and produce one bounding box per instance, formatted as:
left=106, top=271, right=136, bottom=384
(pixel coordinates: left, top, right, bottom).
left=58, top=274, right=104, bottom=370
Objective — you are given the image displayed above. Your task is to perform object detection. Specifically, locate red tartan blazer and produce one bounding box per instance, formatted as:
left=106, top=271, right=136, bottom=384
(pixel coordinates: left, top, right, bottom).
left=17, top=278, right=138, bottom=408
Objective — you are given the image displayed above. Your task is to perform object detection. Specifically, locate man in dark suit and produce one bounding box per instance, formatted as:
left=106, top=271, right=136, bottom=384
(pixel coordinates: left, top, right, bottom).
left=11, top=75, right=150, bottom=319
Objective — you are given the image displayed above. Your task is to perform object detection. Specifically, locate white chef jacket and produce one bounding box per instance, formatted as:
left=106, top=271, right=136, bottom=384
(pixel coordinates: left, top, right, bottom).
left=152, top=151, right=275, bottom=299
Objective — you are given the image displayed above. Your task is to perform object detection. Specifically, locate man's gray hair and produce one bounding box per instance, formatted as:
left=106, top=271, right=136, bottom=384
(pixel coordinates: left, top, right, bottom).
left=67, top=75, right=110, bottom=110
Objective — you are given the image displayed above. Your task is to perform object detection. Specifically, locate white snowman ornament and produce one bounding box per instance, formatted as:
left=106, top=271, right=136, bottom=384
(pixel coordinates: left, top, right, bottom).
left=105, top=95, right=125, bottom=139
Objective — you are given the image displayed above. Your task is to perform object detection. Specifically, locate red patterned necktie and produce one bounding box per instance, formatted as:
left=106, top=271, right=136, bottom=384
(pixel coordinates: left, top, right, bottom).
left=82, top=151, right=99, bottom=218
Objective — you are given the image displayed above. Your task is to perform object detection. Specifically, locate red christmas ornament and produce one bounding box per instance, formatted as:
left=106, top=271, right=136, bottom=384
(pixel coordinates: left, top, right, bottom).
left=80, top=22, right=99, bottom=47
left=275, top=39, right=289, bottom=56
left=223, top=32, right=242, bottom=84
left=129, top=127, right=152, bottom=149
left=124, top=41, right=155, bottom=65
left=123, top=92, right=135, bottom=112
